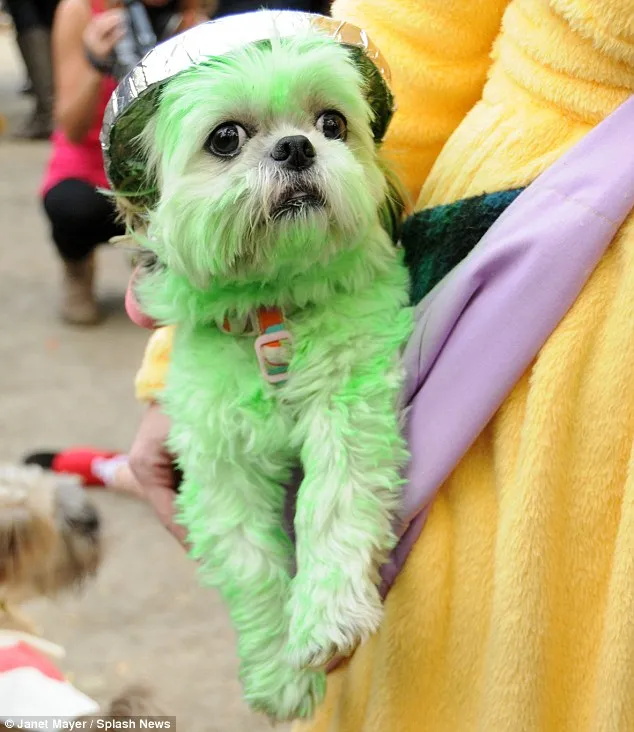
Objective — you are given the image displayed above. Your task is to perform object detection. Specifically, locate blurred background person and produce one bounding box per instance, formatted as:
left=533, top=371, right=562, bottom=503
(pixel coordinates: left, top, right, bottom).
left=209, top=0, right=331, bottom=16
left=40, top=0, right=206, bottom=326
left=3, top=0, right=60, bottom=139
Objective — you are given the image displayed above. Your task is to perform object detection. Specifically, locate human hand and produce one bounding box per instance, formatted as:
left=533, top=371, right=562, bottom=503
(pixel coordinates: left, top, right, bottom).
left=126, top=263, right=159, bottom=330
left=129, top=402, right=188, bottom=546
left=175, top=10, right=208, bottom=32
left=82, top=9, right=125, bottom=64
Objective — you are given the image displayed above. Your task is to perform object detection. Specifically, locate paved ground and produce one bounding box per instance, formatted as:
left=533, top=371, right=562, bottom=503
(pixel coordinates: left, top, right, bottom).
left=0, top=28, right=277, bottom=732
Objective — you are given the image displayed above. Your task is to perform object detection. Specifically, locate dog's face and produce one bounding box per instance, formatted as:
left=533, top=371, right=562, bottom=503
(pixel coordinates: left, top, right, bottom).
left=142, top=33, right=391, bottom=286
left=0, top=466, right=100, bottom=606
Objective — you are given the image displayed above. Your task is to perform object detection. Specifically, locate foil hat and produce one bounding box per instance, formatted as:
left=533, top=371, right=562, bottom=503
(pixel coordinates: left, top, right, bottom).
left=100, top=10, right=395, bottom=206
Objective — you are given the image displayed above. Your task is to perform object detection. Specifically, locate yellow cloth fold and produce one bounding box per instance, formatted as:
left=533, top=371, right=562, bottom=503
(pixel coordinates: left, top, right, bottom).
left=329, top=0, right=511, bottom=206
left=292, top=1, right=634, bottom=731
left=134, top=325, right=174, bottom=403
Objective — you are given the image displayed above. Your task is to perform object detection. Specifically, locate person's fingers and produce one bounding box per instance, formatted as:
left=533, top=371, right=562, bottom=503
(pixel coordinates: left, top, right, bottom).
left=98, top=25, right=125, bottom=56
left=104, top=24, right=126, bottom=45
left=128, top=454, right=174, bottom=494
left=326, top=656, right=350, bottom=674
left=96, top=9, right=125, bottom=33
left=142, top=484, right=188, bottom=547
left=128, top=403, right=184, bottom=542
left=126, top=265, right=159, bottom=329
left=128, top=445, right=149, bottom=484
left=128, top=405, right=170, bottom=475
left=85, top=10, right=125, bottom=57
left=150, top=407, right=173, bottom=437
left=86, top=14, right=120, bottom=44
left=129, top=440, right=175, bottom=485
left=153, top=462, right=177, bottom=492
left=178, top=11, right=208, bottom=31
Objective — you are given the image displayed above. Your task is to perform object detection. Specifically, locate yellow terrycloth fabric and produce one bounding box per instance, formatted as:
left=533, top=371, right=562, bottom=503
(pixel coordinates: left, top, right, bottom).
left=134, top=325, right=174, bottom=402
left=327, top=0, right=511, bottom=206
left=292, top=1, right=634, bottom=731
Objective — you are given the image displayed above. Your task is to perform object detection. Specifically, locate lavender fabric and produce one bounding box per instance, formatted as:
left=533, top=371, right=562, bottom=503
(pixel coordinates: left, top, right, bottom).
left=376, top=93, right=634, bottom=595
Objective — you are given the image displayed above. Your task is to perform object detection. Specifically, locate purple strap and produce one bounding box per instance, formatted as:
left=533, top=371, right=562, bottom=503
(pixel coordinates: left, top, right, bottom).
left=378, top=93, right=634, bottom=595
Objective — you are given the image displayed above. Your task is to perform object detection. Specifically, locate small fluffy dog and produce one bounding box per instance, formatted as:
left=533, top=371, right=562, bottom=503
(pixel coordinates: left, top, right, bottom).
left=127, top=26, right=412, bottom=721
left=0, top=464, right=163, bottom=722
left=0, top=464, right=100, bottom=615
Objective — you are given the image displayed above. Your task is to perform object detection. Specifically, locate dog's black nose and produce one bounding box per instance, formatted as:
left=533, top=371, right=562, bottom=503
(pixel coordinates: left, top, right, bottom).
left=271, top=135, right=315, bottom=170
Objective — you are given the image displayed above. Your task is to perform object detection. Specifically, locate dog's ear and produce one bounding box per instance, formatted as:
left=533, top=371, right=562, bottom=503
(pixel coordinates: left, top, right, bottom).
left=0, top=467, right=57, bottom=590
left=105, top=86, right=162, bottom=234
left=105, top=686, right=166, bottom=717
left=377, top=157, right=408, bottom=244
left=106, top=109, right=161, bottom=239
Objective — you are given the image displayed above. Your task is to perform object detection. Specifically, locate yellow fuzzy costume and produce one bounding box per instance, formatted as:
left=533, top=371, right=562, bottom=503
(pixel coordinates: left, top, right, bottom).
left=135, top=1, right=634, bottom=729
left=135, top=324, right=174, bottom=402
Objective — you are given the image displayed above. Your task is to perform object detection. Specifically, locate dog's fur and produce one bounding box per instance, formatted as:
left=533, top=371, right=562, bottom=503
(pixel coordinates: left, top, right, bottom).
left=123, top=28, right=413, bottom=721
left=0, top=465, right=100, bottom=618
left=0, top=464, right=165, bottom=723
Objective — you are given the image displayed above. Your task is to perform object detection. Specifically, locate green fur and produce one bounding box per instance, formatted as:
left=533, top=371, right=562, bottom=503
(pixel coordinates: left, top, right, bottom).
left=130, top=32, right=412, bottom=722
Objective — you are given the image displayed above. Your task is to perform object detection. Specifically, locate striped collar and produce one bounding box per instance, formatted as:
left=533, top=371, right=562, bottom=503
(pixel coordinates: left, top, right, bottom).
left=216, top=306, right=293, bottom=385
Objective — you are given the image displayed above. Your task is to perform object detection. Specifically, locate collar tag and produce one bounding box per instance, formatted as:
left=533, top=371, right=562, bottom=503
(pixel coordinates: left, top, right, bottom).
left=254, top=307, right=292, bottom=384
left=216, top=307, right=292, bottom=384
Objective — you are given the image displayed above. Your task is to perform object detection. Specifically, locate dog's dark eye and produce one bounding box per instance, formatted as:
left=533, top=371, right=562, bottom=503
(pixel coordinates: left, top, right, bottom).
left=205, top=123, right=248, bottom=157
left=316, top=111, right=347, bottom=141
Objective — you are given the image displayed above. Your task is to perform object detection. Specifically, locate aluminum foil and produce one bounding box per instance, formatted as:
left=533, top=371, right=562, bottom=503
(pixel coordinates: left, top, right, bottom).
left=100, top=10, right=395, bottom=204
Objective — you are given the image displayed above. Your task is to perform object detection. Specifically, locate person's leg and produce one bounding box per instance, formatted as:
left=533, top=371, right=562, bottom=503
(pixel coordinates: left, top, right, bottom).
left=4, top=0, right=38, bottom=32
left=36, top=0, right=61, bottom=29
left=23, top=449, right=145, bottom=498
left=97, top=458, right=145, bottom=498
left=43, top=179, right=125, bottom=324
left=5, top=0, right=54, bottom=139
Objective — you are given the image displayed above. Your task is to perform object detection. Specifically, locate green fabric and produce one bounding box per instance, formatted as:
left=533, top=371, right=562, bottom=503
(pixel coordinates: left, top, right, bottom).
left=403, top=188, right=526, bottom=305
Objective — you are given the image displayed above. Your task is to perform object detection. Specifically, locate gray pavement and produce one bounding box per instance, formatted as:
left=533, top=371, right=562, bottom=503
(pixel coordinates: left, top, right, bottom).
left=0, top=27, right=275, bottom=732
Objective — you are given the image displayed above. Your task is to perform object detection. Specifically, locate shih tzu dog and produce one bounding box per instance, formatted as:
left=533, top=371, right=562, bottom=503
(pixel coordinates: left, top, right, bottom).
left=0, top=464, right=100, bottom=719
left=118, top=19, right=413, bottom=722
left=0, top=464, right=165, bottom=723
left=0, top=464, right=100, bottom=614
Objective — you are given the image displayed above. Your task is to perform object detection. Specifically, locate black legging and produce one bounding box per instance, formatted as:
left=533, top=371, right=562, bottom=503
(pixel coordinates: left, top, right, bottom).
left=4, top=0, right=59, bottom=32
left=43, top=179, right=125, bottom=262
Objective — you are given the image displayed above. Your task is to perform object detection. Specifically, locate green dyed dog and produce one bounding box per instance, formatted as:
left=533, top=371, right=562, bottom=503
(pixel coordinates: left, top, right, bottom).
left=127, top=31, right=412, bottom=722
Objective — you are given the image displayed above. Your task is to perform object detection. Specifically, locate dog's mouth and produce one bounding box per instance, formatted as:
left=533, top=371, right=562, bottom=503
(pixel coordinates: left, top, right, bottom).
left=271, top=188, right=325, bottom=220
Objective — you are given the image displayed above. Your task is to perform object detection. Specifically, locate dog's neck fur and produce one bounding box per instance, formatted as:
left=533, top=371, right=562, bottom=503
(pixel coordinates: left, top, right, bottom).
left=140, top=222, right=399, bottom=329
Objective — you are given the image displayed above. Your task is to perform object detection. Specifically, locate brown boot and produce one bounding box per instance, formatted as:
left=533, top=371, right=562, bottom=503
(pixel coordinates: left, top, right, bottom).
left=14, top=27, right=53, bottom=140
left=61, top=256, right=101, bottom=326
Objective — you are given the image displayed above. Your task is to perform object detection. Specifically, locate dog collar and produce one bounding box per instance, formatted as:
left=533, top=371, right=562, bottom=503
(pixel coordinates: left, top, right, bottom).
left=217, top=306, right=293, bottom=385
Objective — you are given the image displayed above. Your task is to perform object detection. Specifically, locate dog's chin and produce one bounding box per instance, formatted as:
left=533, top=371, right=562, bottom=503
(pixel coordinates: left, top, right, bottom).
left=270, top=189, right=326, bottom=222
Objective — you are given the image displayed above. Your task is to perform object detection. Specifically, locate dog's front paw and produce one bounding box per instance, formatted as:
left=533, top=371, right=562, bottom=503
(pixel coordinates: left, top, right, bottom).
left=286, top=632, right=340, bottom=671
left=244, top=665, right=326, bottom=722
left=286, top=581, right=384, bottom=670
